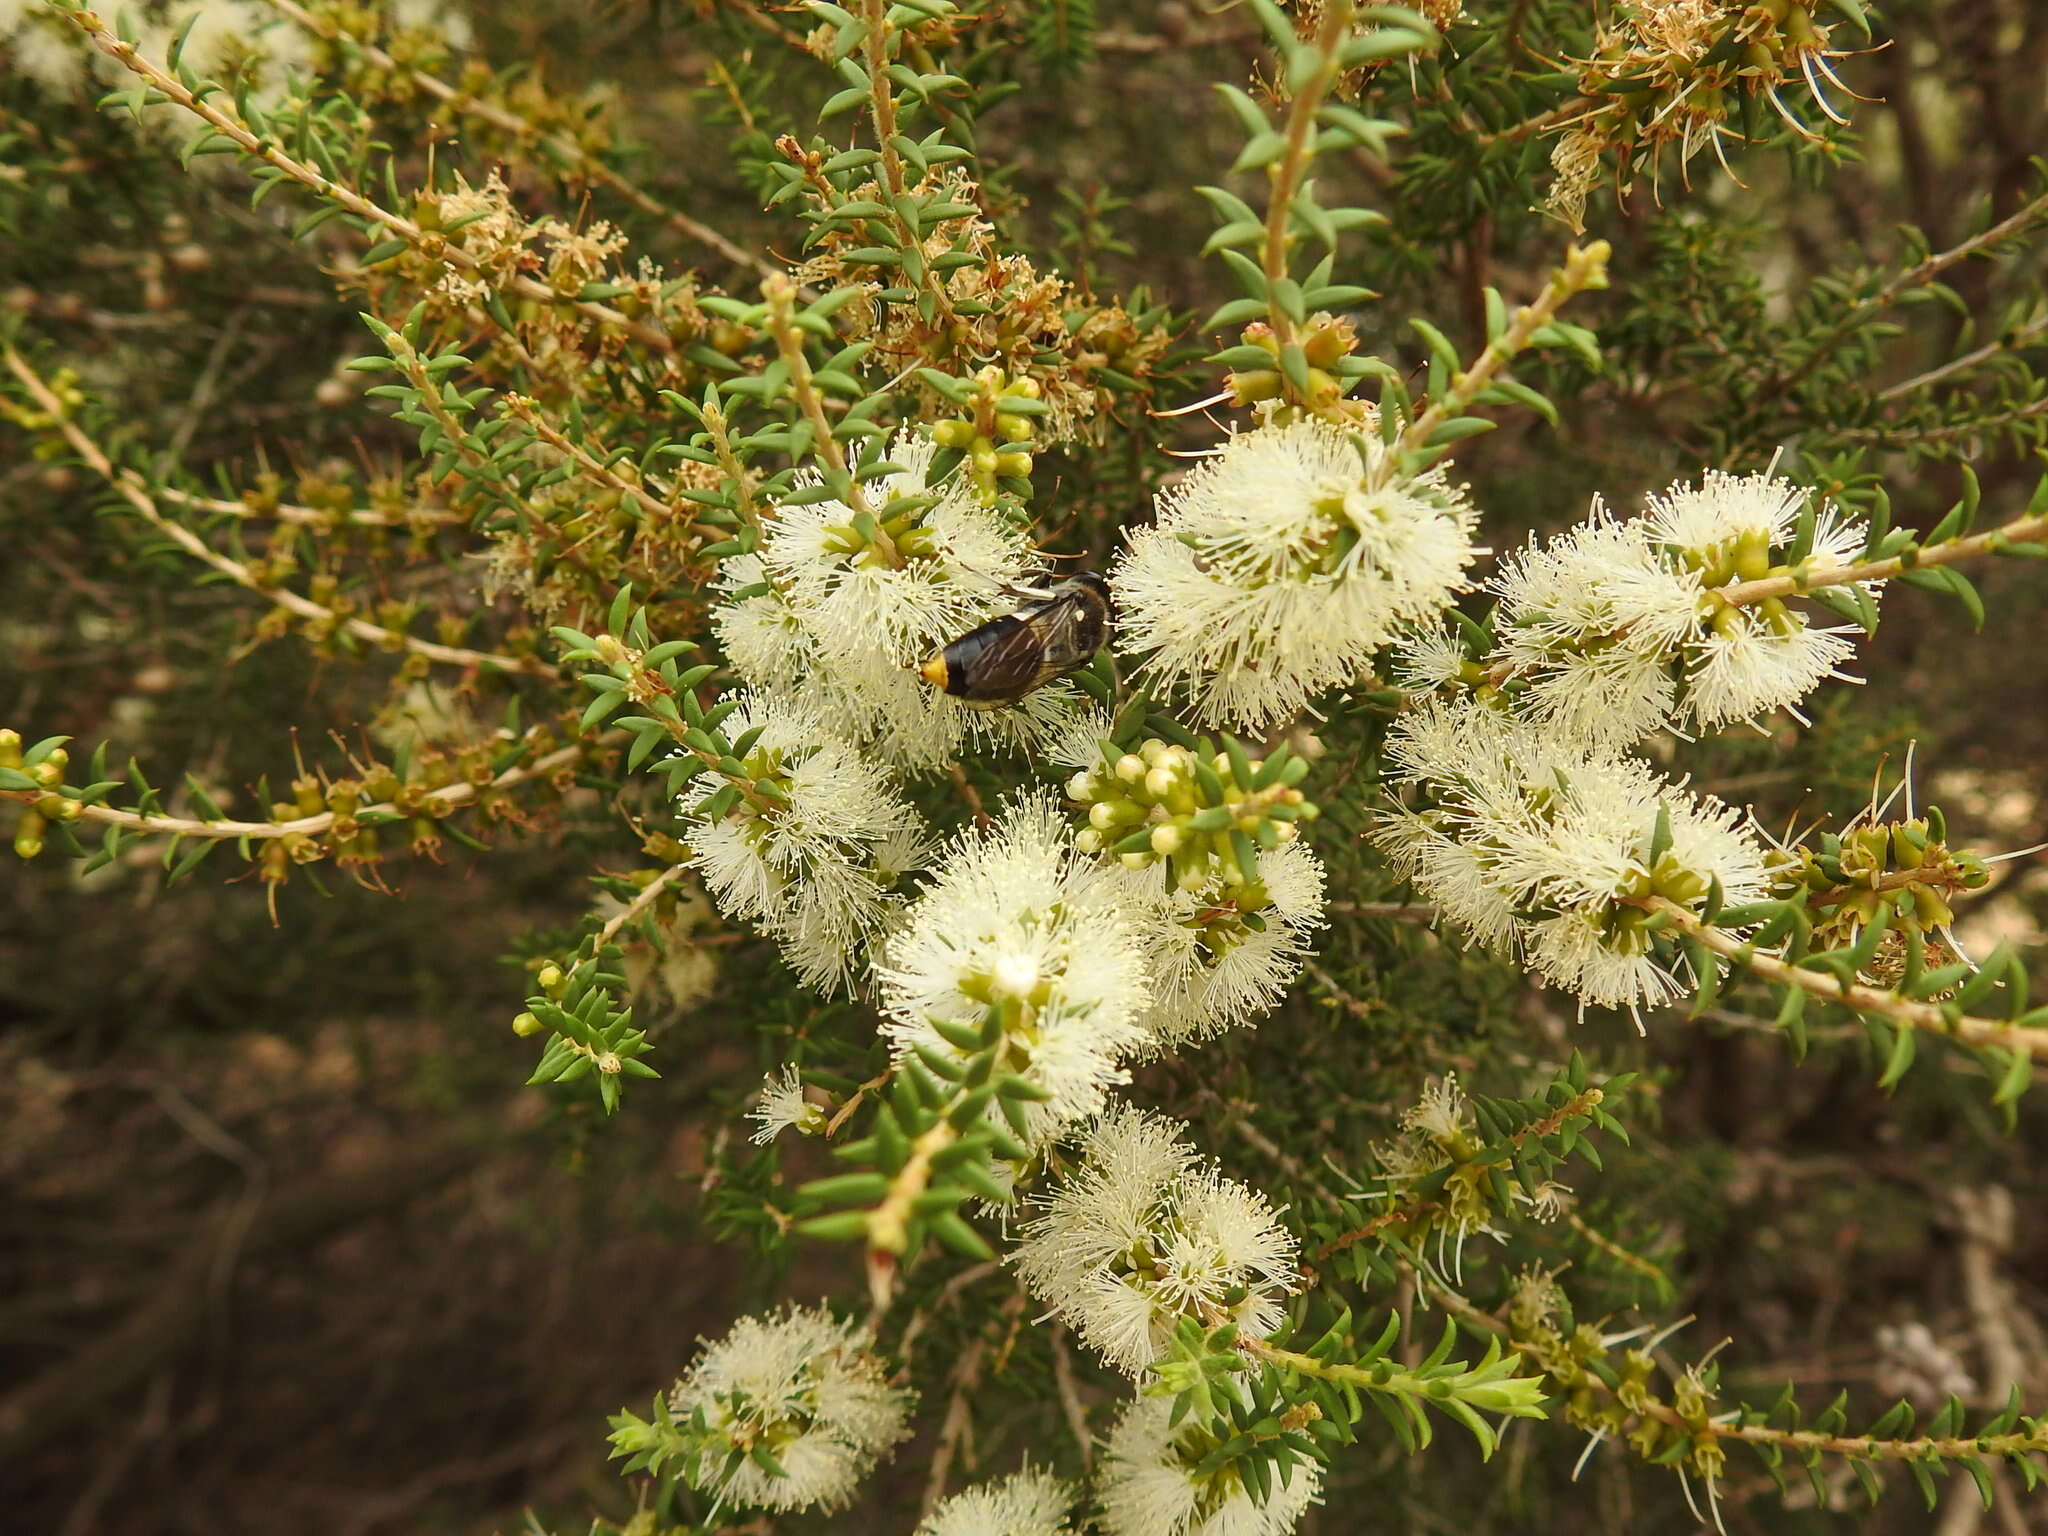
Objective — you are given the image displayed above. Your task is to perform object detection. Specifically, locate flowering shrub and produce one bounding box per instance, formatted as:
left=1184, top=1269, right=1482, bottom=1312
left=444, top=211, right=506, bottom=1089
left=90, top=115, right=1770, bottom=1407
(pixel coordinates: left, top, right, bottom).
left=6, top=0, right=2048, bottom=1530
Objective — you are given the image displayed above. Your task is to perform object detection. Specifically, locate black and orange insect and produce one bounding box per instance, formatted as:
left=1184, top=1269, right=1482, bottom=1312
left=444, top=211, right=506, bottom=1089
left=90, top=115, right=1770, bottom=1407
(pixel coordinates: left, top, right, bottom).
left=917, top=572, right=1113, bottom=709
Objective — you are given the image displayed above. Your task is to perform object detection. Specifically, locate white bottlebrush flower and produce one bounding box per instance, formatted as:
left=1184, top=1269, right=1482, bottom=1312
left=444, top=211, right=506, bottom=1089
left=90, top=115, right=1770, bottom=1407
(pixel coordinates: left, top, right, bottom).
left=917, top=1465, right=1078, bottom=1536
left=3, top=0, right=92, bottom=92
left=714, top=432, right=1098, bottom=773
left=712, top=554, right=816, bottom=694
left=1484, top=508, right=1697, bottom=748
left=1646, top=469, right=1873, bottom=732
left=1096, top=1395, right=1321, bottom=1536
left=1113, top=419, right=1479, bottom=733
left=747, top=1063, right=823, bottom=1145
left=763, top=433, right=1025, bottom=655
left=681, top=691, right=930, bottom=994
left=667, top=1305, right=913, bottom=1514
left=1476, top=472, right=1875, bottom=747
left=1375, top=696, right=1771, bottom=1017
left=876, top=794, right=1152, bottom=1142
left=1012, top=1103, right=1300, bottom=1376
left=1119, top=842, right=1328, bottom=1053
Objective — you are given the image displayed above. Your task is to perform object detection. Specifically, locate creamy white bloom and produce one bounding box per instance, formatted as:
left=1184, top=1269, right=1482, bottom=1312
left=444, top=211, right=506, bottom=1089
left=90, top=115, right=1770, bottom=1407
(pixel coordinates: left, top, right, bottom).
left=3, top=1, right=315, bottom=111
left=681, top=692, right=930, bottom=994
left=1114, top=419, right=1479, bottom=732
left=917, top=1465, right=1078, bottom=1536
left=748, top=1064, right=822, bottom=1145
left=1096, top=1396, right=1321, bottom=1536
left=1012, top=1104, right=1300, bottom=1376
left=1473, top=472, right=1875, bottom=746
left=715, top=433, right=1095, bottom=773
left=667, top=1305, right=912, bottom=1514
left=1485, top=510, right=1694, bottom=748
left=877, top=795, right=1151, bottom=1142
left=763, top=434, right=1024, bottom=654
left=3, top=0, right=93, bottom=91
left=1119, top=842, right=1327, bottom=1053
left=1376, top=697, right=1771, bottom=1016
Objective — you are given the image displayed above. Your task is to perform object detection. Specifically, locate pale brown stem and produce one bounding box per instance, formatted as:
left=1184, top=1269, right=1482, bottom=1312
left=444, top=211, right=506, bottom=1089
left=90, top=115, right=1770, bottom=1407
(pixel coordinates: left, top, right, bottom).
left=593, top=863, right=687, bottom=950
left=5, top=349, right=546, bottom=677
left=1, top=741, right=587, bottom=843
left=1260, top=0, right=1355, bottom=356
left=503, top=395, right=686, bottom=524
left=763, top=275, right=881, bottom=524
left=260, top=0, right=774, bottom=278
left=158, top=483, right=459, bottom=528
left=1648, top=897, right=2048, bottom=1061
left=1759, top=187, right=2048, bottom=407
left=1329, top=900, right=1441, bottom=922
left=1393, top=240, right=1609, bottom=465
left=1877, top=313, right=2048, bottom=402
left=1713, top=507, right=2048, bottom=606
left=64, top=9, right=677, bottom=353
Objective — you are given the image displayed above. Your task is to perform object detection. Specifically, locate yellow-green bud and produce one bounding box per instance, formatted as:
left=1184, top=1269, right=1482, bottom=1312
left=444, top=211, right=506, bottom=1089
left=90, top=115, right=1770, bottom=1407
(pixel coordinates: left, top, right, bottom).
left=511, top=1011, right=544, bottom=1037
left=1115, top=754, right=1146, bottom=783
left=1151, top=824, right=1184, bottom=855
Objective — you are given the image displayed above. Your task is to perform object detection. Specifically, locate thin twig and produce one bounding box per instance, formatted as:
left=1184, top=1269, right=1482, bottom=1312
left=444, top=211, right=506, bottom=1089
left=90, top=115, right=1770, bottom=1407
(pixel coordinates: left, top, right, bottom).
left=6, top=349, right=547, bottom=677
left=1647, top=897, right=2048, bottom=1062
left=261, top=0, right=775, bottom=278
left=1712, top=503, right=2048, bottom=607
left=63, top=9, right=679, bottom=353
left=0, top=739, right=588, bottom=843
left=593, top=863, right=687, bottom=949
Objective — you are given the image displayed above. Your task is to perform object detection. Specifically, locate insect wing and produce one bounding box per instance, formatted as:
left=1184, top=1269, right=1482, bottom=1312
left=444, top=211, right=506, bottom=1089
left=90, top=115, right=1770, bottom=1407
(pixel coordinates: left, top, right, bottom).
left=942, top=613, right=1055, bottom=705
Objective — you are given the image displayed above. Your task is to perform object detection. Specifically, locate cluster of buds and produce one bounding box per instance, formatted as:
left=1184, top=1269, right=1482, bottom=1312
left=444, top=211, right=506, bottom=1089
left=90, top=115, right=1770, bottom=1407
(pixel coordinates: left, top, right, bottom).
left=1769, top=810, right=1990, bottom=975
left=1, top=731, right=79, bottom=859
left=928, top=367, right=1047, bottom=502
left=1225, top=314, right=1358, bottom=418
left=814, top=497, right=942, bottom=570
left=0, top=364, right=86, bottom=462
left=1069, top=734, right=1318, bottom=891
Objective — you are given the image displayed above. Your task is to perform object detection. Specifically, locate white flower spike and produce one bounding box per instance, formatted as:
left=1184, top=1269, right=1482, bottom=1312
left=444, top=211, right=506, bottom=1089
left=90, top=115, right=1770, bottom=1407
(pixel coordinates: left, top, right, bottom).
left=1095, top=1395, right=1322, bottom=1536
left=917, top=1465, right=1078, bottom=1536
left=1114, top=418, right=1479, bottom=732
left=665, top=1305, right=913, bottom=1514
left=876, top=794, right=1153, bottom=1145
left=1012, top=1103, right=1300, bottom=1376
